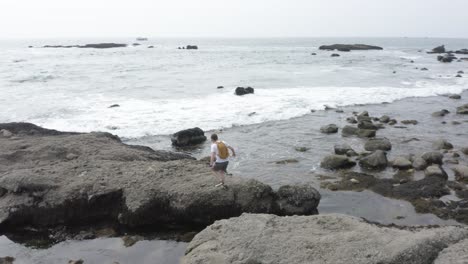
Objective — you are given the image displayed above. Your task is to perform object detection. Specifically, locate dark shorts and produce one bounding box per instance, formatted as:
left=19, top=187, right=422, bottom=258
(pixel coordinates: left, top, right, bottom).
left=213, top=161, right=229, bottom=172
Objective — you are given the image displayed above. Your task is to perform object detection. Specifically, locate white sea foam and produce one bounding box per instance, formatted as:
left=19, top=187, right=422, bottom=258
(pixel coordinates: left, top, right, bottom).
left=2, top=84, right=465, bottom=138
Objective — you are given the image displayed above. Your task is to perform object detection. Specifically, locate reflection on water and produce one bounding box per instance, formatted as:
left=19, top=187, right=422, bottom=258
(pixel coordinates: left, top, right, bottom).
left=0, top=236, right=187, bottom=264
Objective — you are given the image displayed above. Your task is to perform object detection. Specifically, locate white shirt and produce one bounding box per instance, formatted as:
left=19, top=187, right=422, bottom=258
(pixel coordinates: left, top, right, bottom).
left=211, top=141, right=230, bottom=163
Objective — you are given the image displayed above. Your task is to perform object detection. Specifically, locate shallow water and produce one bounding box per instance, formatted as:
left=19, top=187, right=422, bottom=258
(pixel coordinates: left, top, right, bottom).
left=0, top=235, right=187, bottom=264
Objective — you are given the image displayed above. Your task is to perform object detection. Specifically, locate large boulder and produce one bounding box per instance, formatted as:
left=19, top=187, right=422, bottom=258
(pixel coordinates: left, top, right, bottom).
left=0, top=123, right=321, bottom=230
left=320, top=155, right=356, bottom=170
left=320, top=124, right=339, bottom=134
left=183, top=213, right=468, bottom=264
left=359, top=150, right=388, bottom=169
left=171, top=127, right=207, bottom=147
left=319, top=44, right=383, bottom=50
left=454, top=165, right=468, bottom=182
left=392, top=156, right=412, bottom=170
left=430, top=45, right=446, bottom=53
left=364, top=138, right=392, bottom=151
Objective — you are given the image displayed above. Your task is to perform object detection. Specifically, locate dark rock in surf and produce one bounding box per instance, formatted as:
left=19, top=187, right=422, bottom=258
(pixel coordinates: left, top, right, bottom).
left=432, top=109, right=450, bottom=117
left=425, top=165, right=448, bottom=180
left=331, top=53, right=340, bottom=57
left=171, top=127, right=207, bottom=147
left=449, top=94, right=461, bottom=99
left=217, top=86, right=224, bottom=89
left=186, top=45, right=198, bottom=50
left=311, top=53, right=317, bottom=55
left=334, top=144, right=354, bottom=155
left=421, top=151, right=444, bottom=165
left=108, top=104, right=120, bottom=108
left=429, top=45, right=446, bottom=53
left=319, top=44, right=383, bottom=51
left=346, top=117, right=358, bottom=124
left=432, top=139, right=453, bottom=150
left=132, top=43, right=141, bottom=46
left=391, top=157, right=413, bottom=170
left=147, top=46, right=154, bottom=48
left=235, top=87, right=254, bottom=96
left=401, top=120, right=418, bottom=125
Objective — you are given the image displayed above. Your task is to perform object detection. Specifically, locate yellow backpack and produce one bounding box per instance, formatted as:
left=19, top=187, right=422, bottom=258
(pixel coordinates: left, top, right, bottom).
left=216, top=141, right=229, bottom=159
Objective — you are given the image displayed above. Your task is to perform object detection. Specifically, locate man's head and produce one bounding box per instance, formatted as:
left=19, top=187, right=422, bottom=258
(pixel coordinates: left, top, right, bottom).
left=211, top=133, right=218, bottom=142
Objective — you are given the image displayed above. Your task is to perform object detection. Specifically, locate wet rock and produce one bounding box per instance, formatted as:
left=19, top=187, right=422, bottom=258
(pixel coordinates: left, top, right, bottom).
left=311, top=53, right=317, bottom=55
left=364, top=138, right=392, bottom=151
left=335, top=109, right=344, bottom=113
left=421, top=67, right=429, bottom=71
left=275, top=185, right=321, bottom=215
left=319, top=44, right=383, bottom=50
left=458, top=70, right=465, bottom=74
left=217, top=86, right=224, bottom=89
left=342, top=125, right=376, bottom=138
left=320, top=124, right=339, bottom=134
left=412, top=157, right=428, bottom=170
left=0, top=129, right=13, bottom=137
left=401, top=120, right=418, bottom=125
left=449, top=94, right=461, bottom=99
left=392, top=157, right=413, bottom=170
left=331, top=53, right=340, bottom=57
left=457, top=104, right=468, bottom=114
left=452, top=121, right=461, bottom=125
left=454, top=165, right=468, bottom=182
left=334, top=144, right=354, bottom=155
left=171, top=127, right=207, bottom=147
left=147, top=46, right=154, bottom=48
left=0, top=257, right=15, bottom=264
left=320, top=155, right=356, bottom=170
left=388, top=119, right=397, bottom=125
left=122, top=235, right=144, bottom=247
left=0, top=123, right=321, bottom=230
left=235, top=87, right=254, bottom=96
left=425, top=165, right=448, bottom=179
left=359, top=150, right=388, bottom=170
left=432, top=139, right=454, bottom=150
left=186, top=45, right=198, bottom=50
left=356, top=129, right=376, bottom=138
left=462, top=148, right=468, bottom=155
left=68, top=260, right=84, bottom=264
left=421, top=151, right=444, bottom=165
left=346, top=117, right=358, bottom=124
left=357, top=120, right=379, bottom=130
left=346, top=150, right=358, bottom=157
left=356, top=111, right=371, bottom=122
left=183, top=213, right=468, bottom=264
left=341, top=125, right=358, bottom=136
left=432, top=109, right=450, bottom=117
left=294, top=147, right=309, bottom=152
left=108, top=104, right=120, bottom=108
left=379, top=115, right=390, bottom=123
left=247, top=112, right=256, bottom=117
left=275, top=159, right=299, bottom=164
left=456, top=74, right=463, bottom=77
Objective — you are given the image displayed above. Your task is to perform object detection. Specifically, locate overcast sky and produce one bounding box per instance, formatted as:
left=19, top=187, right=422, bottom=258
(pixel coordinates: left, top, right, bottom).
left=1, top=0, right=467, bottom=39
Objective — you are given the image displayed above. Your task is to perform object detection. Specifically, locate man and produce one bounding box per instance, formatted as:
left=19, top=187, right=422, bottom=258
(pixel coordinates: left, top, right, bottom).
left=210, top=133, right=236, bottom=187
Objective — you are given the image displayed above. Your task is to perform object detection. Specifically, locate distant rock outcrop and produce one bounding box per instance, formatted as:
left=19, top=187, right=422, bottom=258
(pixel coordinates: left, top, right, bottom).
left=319, top=44, right=383, bottom=51
left=43, top=43, right=127, bottom=49
left=235, top=87, right=255, bottom=96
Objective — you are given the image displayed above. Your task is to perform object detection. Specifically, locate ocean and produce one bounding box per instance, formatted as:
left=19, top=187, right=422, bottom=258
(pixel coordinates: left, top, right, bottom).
left=0, top=37, right=467, bottom=138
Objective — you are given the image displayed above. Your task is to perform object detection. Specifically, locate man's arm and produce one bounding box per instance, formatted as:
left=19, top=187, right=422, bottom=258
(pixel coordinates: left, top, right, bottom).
left=210, top=152, right=216, bottom=166
left=228, top=146, right=236, bottom=157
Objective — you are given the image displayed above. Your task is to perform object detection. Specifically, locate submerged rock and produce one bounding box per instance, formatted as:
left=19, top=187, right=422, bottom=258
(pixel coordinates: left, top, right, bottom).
left=0, top=123, right=321, bottom=230
left=449, top=94, right=461, bottom=99
left=183, top=213, right=468, bottom=264
left=331, top=53, right=340, bottom=57
left=334, top=144, right=354, bottom=155
left=186, top=45, right=198, bottom=50
left=171, top=127, right=207, bottom=147
left=432, top=109, right=450, bottom=117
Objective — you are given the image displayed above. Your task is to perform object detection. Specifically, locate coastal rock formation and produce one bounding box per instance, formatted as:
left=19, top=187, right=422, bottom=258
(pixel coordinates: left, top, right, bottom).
left=430, top=45, right=446, bottom=53
left=43, top=43, right=127, bottom=49
left=0, top=123, right=321, bottom=230
left=434, top=238, right=468, bottom=264
left=319, top=44, right=383, bottom=51
left=183, top=213, right=468, bottom=264
left=235, top=87, right=254, bottom=96
left=171, top=127, right=207, bottom=147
